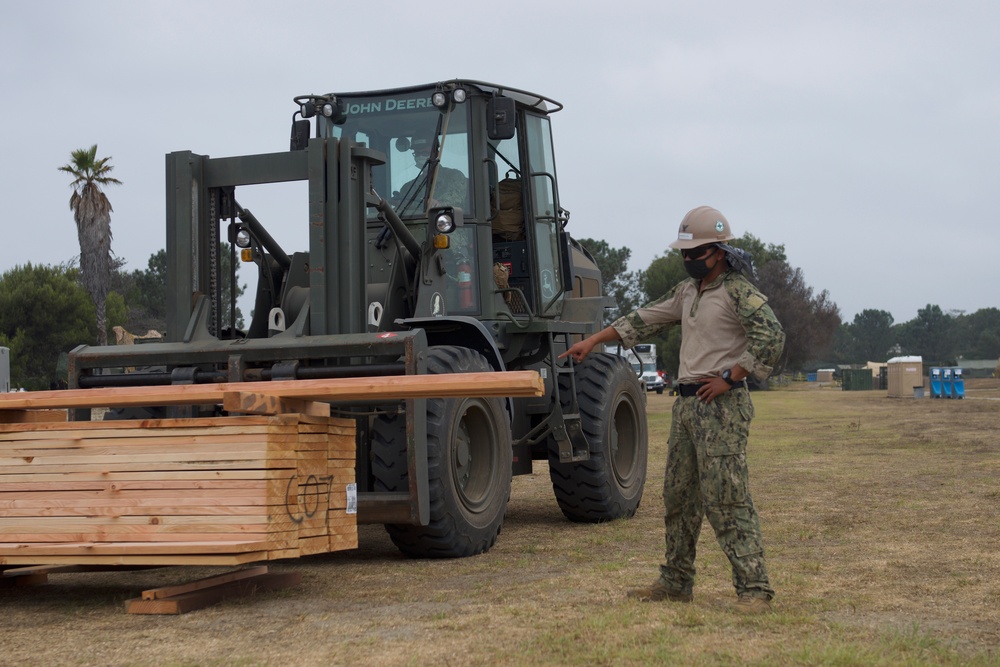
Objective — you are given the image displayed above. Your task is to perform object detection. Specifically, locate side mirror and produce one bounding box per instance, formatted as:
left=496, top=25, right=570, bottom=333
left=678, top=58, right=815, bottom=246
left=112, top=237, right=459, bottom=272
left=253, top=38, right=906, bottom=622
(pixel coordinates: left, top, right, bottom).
left=487, top=96, right=516, bottom=140
left=290, top=119, right=311, bottom=151
left=558, top=230, right=575, bottom=294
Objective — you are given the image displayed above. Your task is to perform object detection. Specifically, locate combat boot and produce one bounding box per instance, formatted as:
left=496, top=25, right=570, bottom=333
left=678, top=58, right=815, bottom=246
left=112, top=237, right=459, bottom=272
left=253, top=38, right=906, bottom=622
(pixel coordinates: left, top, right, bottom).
left=626, top=580, right=693, bottom=603
left=732, top=594, right=772, bottom=614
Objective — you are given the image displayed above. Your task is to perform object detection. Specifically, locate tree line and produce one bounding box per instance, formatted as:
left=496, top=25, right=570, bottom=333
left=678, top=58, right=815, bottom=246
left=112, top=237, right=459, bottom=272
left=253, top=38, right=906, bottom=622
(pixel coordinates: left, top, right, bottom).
left=3, top=234, right=995, bottom=390
left=578, top=237, right=999, bottom=379
left=2, top=147, right=995, bottom=389
left=0, top=252, right=243, bottom=391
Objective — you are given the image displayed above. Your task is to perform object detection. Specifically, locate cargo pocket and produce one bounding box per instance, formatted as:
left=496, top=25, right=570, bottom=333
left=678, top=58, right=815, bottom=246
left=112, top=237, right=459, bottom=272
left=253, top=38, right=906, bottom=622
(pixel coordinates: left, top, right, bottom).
left=703, top=395, right=750, bottom=457
left=706, top=451, right=750, bottom=506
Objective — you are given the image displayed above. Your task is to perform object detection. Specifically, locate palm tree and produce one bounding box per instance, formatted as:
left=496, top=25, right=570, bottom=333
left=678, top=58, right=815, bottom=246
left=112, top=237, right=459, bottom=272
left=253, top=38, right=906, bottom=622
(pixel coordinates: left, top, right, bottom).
left=59, top=145, right=122, bottom=346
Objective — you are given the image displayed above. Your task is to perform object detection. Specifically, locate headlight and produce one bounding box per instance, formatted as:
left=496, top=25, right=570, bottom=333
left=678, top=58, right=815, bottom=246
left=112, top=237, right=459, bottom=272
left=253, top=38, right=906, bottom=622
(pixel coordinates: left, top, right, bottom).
left=435, top=212, right=456, bottom=233
left=433, top=88, right=467, bottom=109
left=235, top=228, right=252, bottom=248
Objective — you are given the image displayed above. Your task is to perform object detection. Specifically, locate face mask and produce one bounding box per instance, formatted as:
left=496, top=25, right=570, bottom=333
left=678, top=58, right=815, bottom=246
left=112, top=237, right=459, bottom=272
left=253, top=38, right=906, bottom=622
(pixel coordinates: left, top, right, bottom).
left=684, top=256, right=714, bottom=280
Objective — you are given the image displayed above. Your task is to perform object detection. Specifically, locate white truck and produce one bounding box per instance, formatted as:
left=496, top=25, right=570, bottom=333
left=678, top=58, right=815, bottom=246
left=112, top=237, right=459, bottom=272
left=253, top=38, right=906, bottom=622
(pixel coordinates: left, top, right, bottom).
left=604, top=343, right=665, bottom=394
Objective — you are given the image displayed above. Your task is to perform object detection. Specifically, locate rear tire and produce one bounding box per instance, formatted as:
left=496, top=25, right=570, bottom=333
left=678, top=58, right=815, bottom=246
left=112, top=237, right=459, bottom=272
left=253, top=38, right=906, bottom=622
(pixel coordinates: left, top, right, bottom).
left=548, top=353, right=647, bottom=522
left=371, top=346, right=512, bottom=558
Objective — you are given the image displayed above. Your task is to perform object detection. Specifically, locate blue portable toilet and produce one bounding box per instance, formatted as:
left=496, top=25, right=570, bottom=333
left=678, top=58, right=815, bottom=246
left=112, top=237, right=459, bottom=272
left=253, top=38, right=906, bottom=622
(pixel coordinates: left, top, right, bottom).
left=930, top=367, right=943, bottom=398
left=941, top=368, right=953, bottom=398
left=952, top=367, right=965, bottom=399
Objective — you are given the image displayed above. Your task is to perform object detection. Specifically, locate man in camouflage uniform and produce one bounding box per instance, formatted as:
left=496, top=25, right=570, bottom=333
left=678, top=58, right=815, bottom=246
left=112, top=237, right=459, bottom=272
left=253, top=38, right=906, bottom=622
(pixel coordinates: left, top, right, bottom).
left=394, top=137, right=468, bottom=217
left=561, top=206, right=784, bottom=614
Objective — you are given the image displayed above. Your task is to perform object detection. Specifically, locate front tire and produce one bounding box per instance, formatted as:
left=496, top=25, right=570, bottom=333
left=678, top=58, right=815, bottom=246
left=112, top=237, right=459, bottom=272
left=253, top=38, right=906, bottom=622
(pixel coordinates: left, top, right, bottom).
left=548, top=353, right=648, bottom=522
left=372, top=346, right=512, bottom=558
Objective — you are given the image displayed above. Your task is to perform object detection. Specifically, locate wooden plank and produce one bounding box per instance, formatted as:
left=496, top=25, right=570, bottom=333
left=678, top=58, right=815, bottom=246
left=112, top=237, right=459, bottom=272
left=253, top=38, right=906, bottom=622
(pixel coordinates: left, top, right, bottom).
left=0, top=421, right=279, bottom=438
left=0, top=540, right=270, bottom=556
left=0, top=410, right=67, bottom=424
left=0, top=470, right=294, bottom=484
left=0, top=479, right=269, bottom=491
left=0, top=371, right=545, bottom=413
left=0, top=433, right=283, bottom=450
left=0, top=552, right=270, bottom=566
left=0, top=506, right=277, bottom=518
left=141, top=565, right=269, bottom=600
left=0, top=514, right=278, bottom=528
left=0, top=460, right=302, bottom=475
left=328, top=531, right=360, bottom=551
left=0, top=487, right=272, bottom=503
left=125, top=570, right=302, bottom=614
left=0, top=448, right=298, bottom=468
left=0, top=474, right=353, bottom=492
left=0, top=533, right=279, bottom=544
left=223, top=392, right=330, bottom=417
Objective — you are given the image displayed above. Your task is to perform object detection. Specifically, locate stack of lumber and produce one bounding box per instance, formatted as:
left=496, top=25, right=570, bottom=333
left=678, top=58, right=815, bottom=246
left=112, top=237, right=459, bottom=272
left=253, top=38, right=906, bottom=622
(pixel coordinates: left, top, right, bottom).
left=0, top=371, right=544, bottom=567
left=0, top=414, right=357, bottom=566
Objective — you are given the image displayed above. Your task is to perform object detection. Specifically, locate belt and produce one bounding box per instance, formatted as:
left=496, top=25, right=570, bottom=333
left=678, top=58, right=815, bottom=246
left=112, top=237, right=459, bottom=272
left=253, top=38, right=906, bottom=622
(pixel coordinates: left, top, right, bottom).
left=677, top=380, right=746, bottom=397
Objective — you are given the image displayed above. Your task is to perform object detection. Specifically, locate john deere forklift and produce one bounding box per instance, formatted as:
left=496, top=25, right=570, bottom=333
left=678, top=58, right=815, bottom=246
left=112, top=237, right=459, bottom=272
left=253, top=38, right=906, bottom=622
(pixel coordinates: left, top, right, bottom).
left=68, top=80, right=648, bottom=558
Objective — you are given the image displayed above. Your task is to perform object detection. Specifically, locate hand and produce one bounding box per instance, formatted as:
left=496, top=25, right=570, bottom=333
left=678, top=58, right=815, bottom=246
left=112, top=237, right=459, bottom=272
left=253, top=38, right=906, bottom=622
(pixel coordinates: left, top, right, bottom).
left=559, top=338, right=596, bottom=363
left=695, top=376, right=731, bottom=403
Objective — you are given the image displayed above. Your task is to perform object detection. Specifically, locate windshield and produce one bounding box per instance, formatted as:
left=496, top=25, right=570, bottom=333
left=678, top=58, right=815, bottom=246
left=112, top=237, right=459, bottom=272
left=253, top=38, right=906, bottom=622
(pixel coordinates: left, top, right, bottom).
left=327, top=90, right=472, bottom=219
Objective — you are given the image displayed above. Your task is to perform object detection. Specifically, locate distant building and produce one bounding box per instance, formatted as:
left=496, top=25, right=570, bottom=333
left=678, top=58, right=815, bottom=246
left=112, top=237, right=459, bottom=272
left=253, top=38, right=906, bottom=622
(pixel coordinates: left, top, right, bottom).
left=954, top=359, right=999, bottom=378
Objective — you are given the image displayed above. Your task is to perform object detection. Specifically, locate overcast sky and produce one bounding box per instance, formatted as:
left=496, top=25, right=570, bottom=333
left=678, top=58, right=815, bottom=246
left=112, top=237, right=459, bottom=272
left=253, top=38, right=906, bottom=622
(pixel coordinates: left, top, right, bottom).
left=2, top=1, right=997, bottom=325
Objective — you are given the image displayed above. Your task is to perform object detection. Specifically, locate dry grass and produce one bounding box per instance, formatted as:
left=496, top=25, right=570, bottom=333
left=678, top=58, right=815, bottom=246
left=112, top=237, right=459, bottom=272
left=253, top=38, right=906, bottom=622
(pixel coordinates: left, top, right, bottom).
left=1, top=379, right=999, bottom=666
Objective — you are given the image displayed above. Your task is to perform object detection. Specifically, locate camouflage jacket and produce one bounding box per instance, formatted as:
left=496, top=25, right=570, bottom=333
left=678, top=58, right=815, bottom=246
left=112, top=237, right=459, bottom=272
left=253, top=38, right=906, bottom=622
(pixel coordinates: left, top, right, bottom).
left=396, top=166, right=468, bottom=216
left=611, top=271, right=785, bottom=383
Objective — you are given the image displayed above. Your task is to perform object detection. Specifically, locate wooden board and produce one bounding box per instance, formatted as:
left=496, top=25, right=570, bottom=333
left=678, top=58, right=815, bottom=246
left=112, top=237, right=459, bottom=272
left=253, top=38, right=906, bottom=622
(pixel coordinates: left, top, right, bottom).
left=0, top=414, right=357, bottom=566
left=0, top=371, right=544, bottom=413
left=125, top=567, right=302, bottom=614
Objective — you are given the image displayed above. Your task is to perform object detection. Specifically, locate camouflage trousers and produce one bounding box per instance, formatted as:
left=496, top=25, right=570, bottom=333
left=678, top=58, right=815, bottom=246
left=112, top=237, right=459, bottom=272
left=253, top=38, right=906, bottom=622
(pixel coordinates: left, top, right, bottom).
left=658, top=386, right=774, bottom=599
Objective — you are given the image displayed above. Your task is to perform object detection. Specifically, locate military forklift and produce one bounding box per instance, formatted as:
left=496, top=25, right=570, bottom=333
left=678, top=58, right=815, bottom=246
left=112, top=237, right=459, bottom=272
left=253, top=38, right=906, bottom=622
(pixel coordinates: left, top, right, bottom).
left=68, top=80, right=648, bottom=558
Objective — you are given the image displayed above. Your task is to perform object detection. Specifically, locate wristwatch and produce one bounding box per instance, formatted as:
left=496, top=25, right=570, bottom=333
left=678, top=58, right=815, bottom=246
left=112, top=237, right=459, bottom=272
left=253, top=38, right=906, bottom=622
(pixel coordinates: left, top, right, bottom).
left=721, top=369, right=736, bottom=386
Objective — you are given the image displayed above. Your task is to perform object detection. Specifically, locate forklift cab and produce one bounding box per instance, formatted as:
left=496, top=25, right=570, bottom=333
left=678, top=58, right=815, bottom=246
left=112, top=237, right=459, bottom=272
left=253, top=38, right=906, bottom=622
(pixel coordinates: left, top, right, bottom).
left=297, top=81, right=573, bottom=322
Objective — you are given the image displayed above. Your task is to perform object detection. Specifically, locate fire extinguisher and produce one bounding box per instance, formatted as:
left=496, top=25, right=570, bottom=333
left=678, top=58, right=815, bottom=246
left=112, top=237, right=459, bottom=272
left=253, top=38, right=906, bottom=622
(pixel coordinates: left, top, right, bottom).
left=457, top=259, right=473, bottom=309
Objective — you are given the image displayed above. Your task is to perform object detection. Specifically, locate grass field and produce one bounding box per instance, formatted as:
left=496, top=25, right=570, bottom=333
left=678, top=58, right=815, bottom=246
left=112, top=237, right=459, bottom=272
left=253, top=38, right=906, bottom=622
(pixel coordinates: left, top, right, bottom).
left=1, top=379, right=998, bottom=666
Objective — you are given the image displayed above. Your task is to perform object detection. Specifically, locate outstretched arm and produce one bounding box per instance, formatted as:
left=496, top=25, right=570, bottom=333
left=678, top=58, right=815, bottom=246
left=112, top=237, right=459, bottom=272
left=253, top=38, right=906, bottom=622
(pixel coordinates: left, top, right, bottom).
left=558, top=326, right=623, bottom=363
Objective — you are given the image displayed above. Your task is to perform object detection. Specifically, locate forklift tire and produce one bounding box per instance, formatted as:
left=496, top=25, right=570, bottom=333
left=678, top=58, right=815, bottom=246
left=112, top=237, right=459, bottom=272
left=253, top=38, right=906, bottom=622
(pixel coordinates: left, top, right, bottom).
left=372, top=346, right=512, bottom=558
left=548, top=353, right=647, bottom=522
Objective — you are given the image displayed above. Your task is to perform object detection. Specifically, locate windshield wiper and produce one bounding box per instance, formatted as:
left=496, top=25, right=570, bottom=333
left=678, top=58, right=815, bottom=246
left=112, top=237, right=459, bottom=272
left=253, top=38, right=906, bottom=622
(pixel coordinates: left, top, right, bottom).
left=394, top=110, right=449, bottom=216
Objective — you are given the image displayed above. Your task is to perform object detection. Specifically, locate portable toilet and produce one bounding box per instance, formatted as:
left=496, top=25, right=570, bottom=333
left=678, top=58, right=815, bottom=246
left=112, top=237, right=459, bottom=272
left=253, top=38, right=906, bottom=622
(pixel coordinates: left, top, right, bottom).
left=887, top=356, right=923, bottom=398
left=930, top=367, right=943, bottom=398
left=941, top=367, right=953, bottom=398
left=952, top=367, right=965, bottom=399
